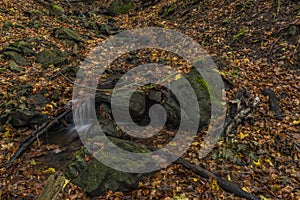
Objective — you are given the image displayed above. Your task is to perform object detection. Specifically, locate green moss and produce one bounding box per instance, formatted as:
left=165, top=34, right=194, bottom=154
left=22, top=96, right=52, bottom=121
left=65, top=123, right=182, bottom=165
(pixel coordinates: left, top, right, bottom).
left=198, top=76, right=225, bottom=109
left=159, top=4, right=176, bottom=18
left=233, top=28, right=247, bottom=40
left=52, top=4, right=63, bottom=12
left=49, top=4, right=64, bottom=16
left=115, top=1, right=133, bottom=14
left=29, top=9, right=42, bottom=15
left=108, top=0, right=134, bottom=15
left=197, top=77, right=209, bottom=93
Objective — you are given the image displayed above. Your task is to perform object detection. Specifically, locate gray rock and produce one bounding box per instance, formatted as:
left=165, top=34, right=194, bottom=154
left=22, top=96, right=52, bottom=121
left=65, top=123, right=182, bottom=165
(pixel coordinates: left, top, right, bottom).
left=53, top=28, right=81, bottom=42
left=28, top=94, right=51, bottom=108
left=10, top=109, right=47, bottom=127
left=107, top=0, right=134, bottom=16
left=3, top=51, right=29, bottom=66
left=65, top=137, right=156, bottom=197
left=0, top=126, right=5, bottom=133
left=36, top=49, right=66, bottom=68
left=9, top=61, right=24, bottom=72
left=48, top=4, right=64, bottom=16
left=148, top=90, right=162, bottom=102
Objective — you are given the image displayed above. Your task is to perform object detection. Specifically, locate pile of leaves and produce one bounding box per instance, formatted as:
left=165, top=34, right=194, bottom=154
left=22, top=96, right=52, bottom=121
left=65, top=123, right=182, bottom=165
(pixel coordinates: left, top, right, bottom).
left=0, top=0, right=299, bottom=199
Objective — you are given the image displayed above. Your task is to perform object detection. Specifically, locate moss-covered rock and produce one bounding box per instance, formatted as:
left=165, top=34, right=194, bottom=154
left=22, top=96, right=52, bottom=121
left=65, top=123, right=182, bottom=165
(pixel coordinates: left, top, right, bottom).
left=65, top=137, right=154, bottom=197
left=9, top=61, right=24, bottom=72
left=36, top=49, right=66, bottom=69
left=158, top=4, right=176, bottom=18
left=4, top=40, right=35, bottom=56
left=48, top=4, right=64, bottom=16
left=107, top=0, right=134, bottom=16
left=3, top=51, right=29, bottom=66
left=53, top=28, right=81, bottom=42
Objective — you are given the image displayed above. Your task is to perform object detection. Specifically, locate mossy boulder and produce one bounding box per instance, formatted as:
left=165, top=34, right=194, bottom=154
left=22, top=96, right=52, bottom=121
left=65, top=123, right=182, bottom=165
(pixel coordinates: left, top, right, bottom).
left=10, top=109, right=47, bottom=127
left=36, top=49, right=66, bottom=69
left=2, top=40, right=35, bottom=66
left=4, top=40, right=35, bottom=56
left=53, top=28, right=81, bottom=42
left=158, top=4, right=176, bottom=18
left=3, top=51, right=29, bottom=66
left=48, top=4, right=64, bottom=16
left=107, top=0, right=134, bottom=16
left=65, top=136, right=154, bottom=197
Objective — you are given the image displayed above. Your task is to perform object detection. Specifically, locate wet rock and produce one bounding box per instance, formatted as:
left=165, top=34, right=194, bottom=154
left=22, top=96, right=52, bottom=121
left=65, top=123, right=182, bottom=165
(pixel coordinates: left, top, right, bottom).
left=93, top=69, right=211, bottom=130
left=148, top=90, right=162, bottom=102
left=183, top=69, right=211, bottom=128
left=10, top=109, right=47, bottom=127
left=112, top=90, right=146, bottom=123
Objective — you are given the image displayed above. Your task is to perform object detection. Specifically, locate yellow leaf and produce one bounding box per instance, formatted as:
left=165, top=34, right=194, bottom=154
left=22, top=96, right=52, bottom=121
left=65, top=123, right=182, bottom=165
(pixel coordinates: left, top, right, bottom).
left=45, top=104, right=53, bottom=110
left=172, top=56, right=179, bottom=61
left=170, top=142, right=177, bottom=147
left=44, top=168, right=56, bottom=173
left=227, top=174, right=231, bottom=181
left=30, top=159, right=37, bottom=165
left=173, top=193, right=188, bottom=200
left=192, top=177, right=199, bottom=182
left=242, top=187, right=249, bottom=192
left=253, top=158, right=261, bottom=166
left=192, top=141, right=200, bottom=146
left=4, top=131, right=10, bottom=137
left=292, top=118, right=300, bottom=125
left=174, top=74, right=181, bottom=81
left=211, top=178, right=220, bottom=191
left=63, top=178, right=70, bottom=189
left=277, top=152, right=281, bottom=157
left=292, top=167, right=295, bottom=173
left=219, top=71, right=227, bottom=77
left=265, top=158, right=274, bottom=166
left=238, top=132, right=249, bottom=139
left=260, top=195, right=271, bottom=200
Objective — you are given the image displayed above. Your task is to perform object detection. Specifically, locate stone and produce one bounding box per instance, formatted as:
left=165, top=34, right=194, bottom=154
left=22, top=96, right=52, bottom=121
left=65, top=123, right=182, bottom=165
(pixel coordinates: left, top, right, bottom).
left=48, top=4, right=64, bottom=16
left=107, top=0, right=134, bottom=16
left=3, top=51, right=29, bottom=66
left=10, top=109, right=47, bottom=127
left=36, top=49, right=66, bottom=69
left=53, top=28, right=81, bottom=42
left=65, top=136, right=156, bottom=197
left=27, top=94, right=51, bottom=108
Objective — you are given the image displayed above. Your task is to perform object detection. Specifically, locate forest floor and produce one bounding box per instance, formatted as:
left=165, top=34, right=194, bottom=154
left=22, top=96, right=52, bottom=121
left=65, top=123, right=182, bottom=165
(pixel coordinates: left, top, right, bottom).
left=0, top=0, right=299, bottom=199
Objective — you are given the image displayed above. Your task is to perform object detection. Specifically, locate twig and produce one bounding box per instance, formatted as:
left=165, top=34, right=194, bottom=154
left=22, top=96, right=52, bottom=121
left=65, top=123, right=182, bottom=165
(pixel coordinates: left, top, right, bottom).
left=5, top=107, right=72, bottom=169
left=175, top=157, right=260, bottom=200
left=147, top=146, right=259, bottom=200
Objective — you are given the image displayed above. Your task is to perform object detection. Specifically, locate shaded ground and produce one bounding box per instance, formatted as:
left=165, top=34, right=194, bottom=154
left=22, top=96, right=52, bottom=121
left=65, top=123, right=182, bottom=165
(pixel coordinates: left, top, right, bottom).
left=0, top=0, right=299, bottom=199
